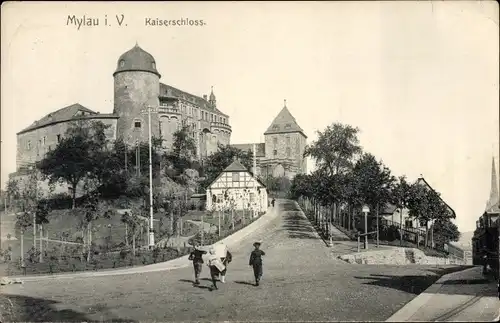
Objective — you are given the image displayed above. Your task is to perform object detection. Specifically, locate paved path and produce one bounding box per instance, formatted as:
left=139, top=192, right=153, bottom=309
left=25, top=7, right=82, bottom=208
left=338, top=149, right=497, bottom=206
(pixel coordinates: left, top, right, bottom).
left=387, top=266, right=499, bottom=322
left=0, top=200, right=468, bottom=322
left=156, top=220, right=217, bottom=248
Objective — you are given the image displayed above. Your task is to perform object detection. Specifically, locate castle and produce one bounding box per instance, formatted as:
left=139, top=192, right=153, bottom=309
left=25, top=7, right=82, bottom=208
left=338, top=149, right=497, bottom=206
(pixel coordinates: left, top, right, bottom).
left=13, top=44, right=307, bottom=184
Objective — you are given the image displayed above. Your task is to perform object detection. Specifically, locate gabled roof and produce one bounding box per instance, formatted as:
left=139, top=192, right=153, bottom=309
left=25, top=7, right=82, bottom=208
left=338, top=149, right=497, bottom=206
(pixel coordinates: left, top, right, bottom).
left=230, top=143, right=265, bottom=157
left=159, top=83, right=228, bottom=117
left=380, top=203, right=398, bottom=215
left=264, top=105, right=306, bottom=138
left=17, top=103, right=118, bottom=135
left=207, top=159, right=267, bottom=189
left=224, top=159, right=248, bottom=172
left=416, top=177, right=456, bottom=218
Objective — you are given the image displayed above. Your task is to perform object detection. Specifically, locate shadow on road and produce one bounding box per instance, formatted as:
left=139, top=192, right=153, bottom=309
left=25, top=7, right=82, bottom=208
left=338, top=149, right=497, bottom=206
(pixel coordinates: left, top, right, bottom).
left=354, top=267, right=477, bottom=296
left=234, top=280, right=255, bottom=286
left=354, top=273, right=440, bottom=295
left=0, top=294, right=136, bottom=322
left=282, top=209, right=319, bottom=240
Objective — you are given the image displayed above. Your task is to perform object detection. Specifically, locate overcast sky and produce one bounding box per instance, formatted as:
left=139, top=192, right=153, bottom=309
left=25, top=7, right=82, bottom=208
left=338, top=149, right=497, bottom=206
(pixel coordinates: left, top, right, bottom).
left=1, top=1, right=498, bottom=233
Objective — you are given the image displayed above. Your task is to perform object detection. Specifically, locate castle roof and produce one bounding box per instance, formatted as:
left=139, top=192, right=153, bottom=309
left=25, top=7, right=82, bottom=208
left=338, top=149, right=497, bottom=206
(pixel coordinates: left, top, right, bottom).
left=159, top=83, right=228, bottom=117
left=230, top=143, right=266, bottom=157
left=17, top=103, right=118, bottom=135
left=113, top=44, right=161, bottom=78
left=264, top=102, right=306, bottom=138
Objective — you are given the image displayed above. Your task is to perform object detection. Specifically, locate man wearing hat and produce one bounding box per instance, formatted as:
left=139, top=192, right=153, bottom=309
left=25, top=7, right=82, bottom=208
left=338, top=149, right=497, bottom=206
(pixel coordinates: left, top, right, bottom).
left=188, top=243, right=207, bottom=285
left=249, top=241, right=266, bottom=286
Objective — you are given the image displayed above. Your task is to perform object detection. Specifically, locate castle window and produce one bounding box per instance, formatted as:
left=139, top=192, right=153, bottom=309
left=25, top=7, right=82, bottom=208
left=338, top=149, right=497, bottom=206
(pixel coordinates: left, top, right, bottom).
left=120, top=60, right=125, bottom=67
left=286, top=147, right=291, bottom=157
left=134, top=121, right=141, bottom=128
left=273, top=149, right=277, bottom=156
left=285, top=123, right=291, bottom=129
left=272, top=125, right=279, bottom=131
left=152, top=62, right=156, bottom=69
left=273, top=137, right=277, bottom=146
left=27, top=141, right=31, bottom=150
left=286, top=136, right=290, bottom=145
left=42, top=136, right=46, bottom=146
left=232, top=173, right=240, bottom=182
left=57, top=134, right=61, bottom=143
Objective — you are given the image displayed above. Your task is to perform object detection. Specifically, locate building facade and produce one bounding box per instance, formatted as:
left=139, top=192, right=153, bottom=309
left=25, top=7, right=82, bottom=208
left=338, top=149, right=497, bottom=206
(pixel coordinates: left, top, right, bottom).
left=230, top=101, right=307, bottom=180
left=380, top=176, right=456, bottom=246
left=15, top=103, right=118, bottom=172
left=472, top=157, right=500, bottom=277
left=206, top=159, right=268, bottom=213
left=113, top=44, right=231, bottom=158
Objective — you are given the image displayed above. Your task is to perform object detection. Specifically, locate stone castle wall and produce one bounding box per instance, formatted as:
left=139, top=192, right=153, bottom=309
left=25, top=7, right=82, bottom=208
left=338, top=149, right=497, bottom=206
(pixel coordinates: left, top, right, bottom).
left=16, top=118, right=117, bottom=171
left=263, top=132, right=307, bottom=179
left=114, top=71, right=160, bottom=146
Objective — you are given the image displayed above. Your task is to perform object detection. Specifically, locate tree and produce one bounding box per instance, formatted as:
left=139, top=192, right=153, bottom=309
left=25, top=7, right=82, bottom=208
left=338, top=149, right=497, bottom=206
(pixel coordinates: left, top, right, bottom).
left=200, top=145, right=253, bottom=189
left=304, top=123, right=363, bottom=230
left=38, top=120, right=110, bottom=208
left=304, top=123, right=362, bottom=176
left=352, top=153, right=395, bottom=240
left=432, top=218, right=460, bottom=250
left=424, top=189, right=453, bottom=248
left=407, top=184, right=451, bottom=248
left=19, top=171, right=43, bottom=251
left=6, top=178, right=20, bottom=211
left=35, top=199, right=50, bottom=262
left=121, top=210, right=142, bottom=256
left=15, top=211, right=32, bottom=262
left=391, top=176, right=413, bottom=246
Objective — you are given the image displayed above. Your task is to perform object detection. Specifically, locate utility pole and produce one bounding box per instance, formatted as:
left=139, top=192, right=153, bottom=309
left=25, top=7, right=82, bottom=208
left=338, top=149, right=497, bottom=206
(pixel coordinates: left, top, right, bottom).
left=141, top=105, right=158, bottom=248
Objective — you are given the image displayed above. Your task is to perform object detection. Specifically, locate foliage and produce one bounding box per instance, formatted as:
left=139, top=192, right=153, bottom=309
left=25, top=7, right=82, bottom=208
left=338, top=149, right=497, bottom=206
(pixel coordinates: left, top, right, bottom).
left=37, top=120, right=110, bottom=208
left=15, top=211, right=32, bottom=234
left=199, top=144, right=253, bottom=189
left=352, top=153, right=395, bottom=210
left=304, top=122, right=362, bottom=176
left=432, top=218, right=461, bottom=249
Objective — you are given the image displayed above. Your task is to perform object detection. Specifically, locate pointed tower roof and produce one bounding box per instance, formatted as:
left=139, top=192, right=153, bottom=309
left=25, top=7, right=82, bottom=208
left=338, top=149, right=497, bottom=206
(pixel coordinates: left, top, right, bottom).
left=264, top=100, right=307, bottom=138
left=485, top=156, right=500, bottom=213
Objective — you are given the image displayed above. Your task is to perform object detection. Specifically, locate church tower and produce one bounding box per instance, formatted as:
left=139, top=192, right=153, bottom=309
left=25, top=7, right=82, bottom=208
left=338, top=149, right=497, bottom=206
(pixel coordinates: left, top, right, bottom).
left=113, top=43, right=161, bottom=146
left=485, top=156, right=499, bottom=213
left=263, top=100, right=307, bottom=179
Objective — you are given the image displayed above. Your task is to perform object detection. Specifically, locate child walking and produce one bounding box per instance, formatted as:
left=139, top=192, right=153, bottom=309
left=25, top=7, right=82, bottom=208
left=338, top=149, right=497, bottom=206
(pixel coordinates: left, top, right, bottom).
left=188, top=243, right=207, bottom=285
left=249, top=241, right=266, bottom=286
left=206, top=248, right=225, bottom=290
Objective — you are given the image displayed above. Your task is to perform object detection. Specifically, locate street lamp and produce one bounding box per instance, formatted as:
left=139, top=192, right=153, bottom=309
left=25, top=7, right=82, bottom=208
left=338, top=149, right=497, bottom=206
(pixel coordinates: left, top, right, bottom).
left=362, top=205, right=370, bottom=250
left=141, top=105, right=158, bottom=248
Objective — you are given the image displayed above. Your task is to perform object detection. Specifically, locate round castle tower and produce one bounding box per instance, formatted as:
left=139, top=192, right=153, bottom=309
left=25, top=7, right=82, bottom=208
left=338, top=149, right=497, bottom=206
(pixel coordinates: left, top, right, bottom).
left=113, top=44, right=160, bottom=146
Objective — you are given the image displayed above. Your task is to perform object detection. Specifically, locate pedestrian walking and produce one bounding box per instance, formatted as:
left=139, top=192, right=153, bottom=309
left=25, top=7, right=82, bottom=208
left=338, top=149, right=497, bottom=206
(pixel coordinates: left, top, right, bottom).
left=214, top=242, right=232, bottom=283
left=188, top=243, right=207, bottom=285
left=271, top=198, right=275, bottom=207
left=206, top=248, right=225, bottom=290
left=249, top=241, right=265, bottom=286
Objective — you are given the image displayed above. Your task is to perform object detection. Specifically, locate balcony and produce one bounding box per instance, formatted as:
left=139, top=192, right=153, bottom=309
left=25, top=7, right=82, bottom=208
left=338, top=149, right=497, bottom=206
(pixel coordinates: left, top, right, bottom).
left=210, top=121, right=232, bottom=133
left=158, top=106, right=181, bottom=116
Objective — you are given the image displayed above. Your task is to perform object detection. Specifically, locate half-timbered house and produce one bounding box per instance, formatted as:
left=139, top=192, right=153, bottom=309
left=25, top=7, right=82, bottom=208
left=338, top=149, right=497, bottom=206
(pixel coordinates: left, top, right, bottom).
left=206, top=159, right=268, bottom=213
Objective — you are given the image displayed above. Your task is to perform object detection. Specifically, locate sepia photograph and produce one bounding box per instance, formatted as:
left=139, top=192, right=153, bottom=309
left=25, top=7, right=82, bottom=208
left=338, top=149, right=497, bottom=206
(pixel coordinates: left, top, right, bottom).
left=0, top=1, right=499, bottom=322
